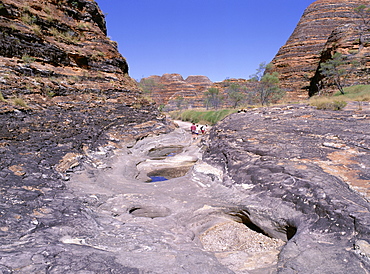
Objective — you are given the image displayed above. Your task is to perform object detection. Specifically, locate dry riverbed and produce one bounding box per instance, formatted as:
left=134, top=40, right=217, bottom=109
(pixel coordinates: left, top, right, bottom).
left=69, top=120, right=285, bottom=273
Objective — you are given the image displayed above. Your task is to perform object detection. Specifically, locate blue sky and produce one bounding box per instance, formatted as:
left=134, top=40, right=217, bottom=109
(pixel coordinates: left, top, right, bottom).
left=95, top=0, right=314, bottom=82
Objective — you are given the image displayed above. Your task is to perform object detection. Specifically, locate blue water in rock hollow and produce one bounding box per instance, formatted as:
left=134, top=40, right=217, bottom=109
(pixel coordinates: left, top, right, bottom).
left=150, top=176, right=168, bottom=182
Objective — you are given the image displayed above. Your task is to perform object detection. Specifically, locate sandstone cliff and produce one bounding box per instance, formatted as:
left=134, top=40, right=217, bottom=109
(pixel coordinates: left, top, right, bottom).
left=140, top=73, right=213, bottom=109
left=309, top=23, right=370, bottom=94
left=0, top=0, right=168, bottom=141
left=0, top=1, right=172, bottom=272
left=0, top=0, right=140, bottom=98
left=271, top=0, right=369, bottom=99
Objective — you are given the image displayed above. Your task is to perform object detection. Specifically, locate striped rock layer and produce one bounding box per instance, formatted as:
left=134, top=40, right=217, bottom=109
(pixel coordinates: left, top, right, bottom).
left=271, top=0, right=369, bottom=99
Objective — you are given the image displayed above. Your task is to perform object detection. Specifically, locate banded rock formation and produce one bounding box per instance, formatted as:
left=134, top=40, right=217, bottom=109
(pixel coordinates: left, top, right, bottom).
left=141, top=73, right=213, bottom=109
left=309, top=23, right=370, bottom=94
left=0, top=1, right=172, bottom=272
left=271, top=0, right=369, bottom=99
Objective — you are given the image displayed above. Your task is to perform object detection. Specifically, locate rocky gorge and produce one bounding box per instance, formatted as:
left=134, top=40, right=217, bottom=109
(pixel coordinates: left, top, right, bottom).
left=0, top=0, right=370, bottom=273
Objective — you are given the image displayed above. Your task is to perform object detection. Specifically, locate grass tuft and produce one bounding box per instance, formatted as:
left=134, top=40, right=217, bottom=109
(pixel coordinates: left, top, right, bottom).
left=310, top=84, right=370, bottom=110
left=309, top=97, right=347, bottom=110
left=13, top=97, right=28, bottom=108
left=0, top=92, right=6, bottom=102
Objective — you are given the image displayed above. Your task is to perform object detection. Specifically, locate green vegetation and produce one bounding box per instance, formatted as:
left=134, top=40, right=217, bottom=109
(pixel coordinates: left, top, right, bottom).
left=204, top=87, right=223, bottom=109
left=319, top=53, right=353, bottom=95
left=45, top=87, right=56, bottom=98
left=139, top=78, right=163, bottom=94
left=13, top=97, right=28, bottom=108
left=22, top=5, right=31, bottom=13
left=9, top=24, right=17, bottom=31
left=354, top=4, right=370, bottom=48
left=21, top=13, right=37, bottom=25
left=309, top=84, right=370, bottom=110
left=50, top=27, right=80, bottom=44
left=174, top=95, right=186, bottom=110
left=339, top=84, right=370, bottom=101
left=31, top=25, right=42, bottom=36
left=71, top=1, right=79, bottom=8
left=249, top=62, right=285, bottom=105
left=92, top=51, right=105, bottom=60
left=0, top=92, right=6, bottom=102
left=169, top=109, right=237, bottom=125
left=44, top=6, right=52, bottom=15
left=225, top=83, right=246, bottom=108
left=77, top=22, right=90, bottom=30
left=309, top=97, right=347, bottom=110
left=21, top=54, right=36, bottom=64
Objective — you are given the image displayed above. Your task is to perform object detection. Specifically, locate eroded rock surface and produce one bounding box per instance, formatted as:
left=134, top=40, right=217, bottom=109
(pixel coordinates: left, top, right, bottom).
left=0, top=100, right=172, bottom=273
left=204, top=104, right=370, bottom=273
left=64, top=122, right=286, bottom=274
left=2, top=99, right=369, bottom=273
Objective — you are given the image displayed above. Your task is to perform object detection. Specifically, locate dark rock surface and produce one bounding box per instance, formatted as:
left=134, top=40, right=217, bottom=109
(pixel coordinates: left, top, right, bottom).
left=0, top=95, right=172, bottom=273
left=203, top=104, right=370, bottom=273
left=2, top=99, right=369, bottom=273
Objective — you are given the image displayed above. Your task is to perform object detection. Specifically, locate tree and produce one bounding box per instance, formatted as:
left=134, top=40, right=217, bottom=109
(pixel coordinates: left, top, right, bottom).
left=225, top=83, right=246, bottom=108
left=354, top=5, right=370, bottom=50
left=204, top=87, right=223, bottom=109
left=174, top=95, right=185, bottom=110
left=138, top=78, right=163, bottom=94
left=249, top=62, right=285, bottom=106
left=319, top=53, right=349, bottom=95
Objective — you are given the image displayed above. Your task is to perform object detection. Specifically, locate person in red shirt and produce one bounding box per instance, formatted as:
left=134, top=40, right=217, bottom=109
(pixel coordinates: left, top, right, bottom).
left=190, top=123, right=197, bottom=139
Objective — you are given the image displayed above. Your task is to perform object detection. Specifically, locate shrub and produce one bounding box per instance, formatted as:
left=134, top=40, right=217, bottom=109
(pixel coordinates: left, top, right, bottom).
left=22, top=54, right=36, bottom=64
left=31, top=25, right=42, bottom=36
left=0, top=92, right=6, bottom=102
left=309, top=97, right=347, bottom=110
left=21, top=13, right=37, bottom=25
left=170, top=109, right=237, bottom=125
left=44, top=6, right=51, bottom=15
left=50, top=27, right=79, bottom=44
left=332, top=100, right=347, bottom=110
left=13, top=97, right=28, bottom=108
left=77, top=22, right=90, bottom=30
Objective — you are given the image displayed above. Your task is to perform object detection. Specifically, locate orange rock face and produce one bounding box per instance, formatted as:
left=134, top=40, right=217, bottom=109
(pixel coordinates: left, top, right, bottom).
left=141, top=74, right=213, bottom=108
left=309, top=23, right=370, bottom=94
left=0, top=0, right=139, bottom=102
left=271, top=0, right=368, bottom=99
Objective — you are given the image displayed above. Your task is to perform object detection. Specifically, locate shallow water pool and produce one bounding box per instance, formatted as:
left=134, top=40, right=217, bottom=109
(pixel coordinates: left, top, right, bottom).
left=149, top=176, right=168, bottom=182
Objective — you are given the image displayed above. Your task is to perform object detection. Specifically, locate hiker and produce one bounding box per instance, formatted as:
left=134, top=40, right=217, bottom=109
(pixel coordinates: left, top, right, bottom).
left=200, top=124, right=208, bottom=135
left=190, top=123, right=198, bottom=139
left=200, top=125, right=205, bottom=135
left=190, top=123, right=197, bottom=134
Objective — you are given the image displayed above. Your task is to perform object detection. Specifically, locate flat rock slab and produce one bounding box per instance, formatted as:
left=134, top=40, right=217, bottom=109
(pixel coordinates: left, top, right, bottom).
left=204, top=104, right=370, bottom=273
